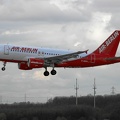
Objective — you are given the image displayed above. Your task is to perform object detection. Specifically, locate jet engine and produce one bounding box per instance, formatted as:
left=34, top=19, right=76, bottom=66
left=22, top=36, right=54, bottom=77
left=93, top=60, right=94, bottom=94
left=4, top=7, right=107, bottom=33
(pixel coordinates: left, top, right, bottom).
left=27, top=58, right=44, bottom=68
left=18, top=62, right=32, bottom=70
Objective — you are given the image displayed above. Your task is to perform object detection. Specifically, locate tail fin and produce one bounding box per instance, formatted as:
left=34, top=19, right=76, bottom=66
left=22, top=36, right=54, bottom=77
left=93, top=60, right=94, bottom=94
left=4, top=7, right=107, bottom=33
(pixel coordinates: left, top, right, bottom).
left=93, top=30, right=120, bottom=57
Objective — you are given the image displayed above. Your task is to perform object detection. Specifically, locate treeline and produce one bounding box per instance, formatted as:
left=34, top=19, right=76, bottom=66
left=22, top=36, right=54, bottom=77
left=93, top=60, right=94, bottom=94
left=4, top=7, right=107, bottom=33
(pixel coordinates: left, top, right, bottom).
left=0, top=95, right=120, bottom=120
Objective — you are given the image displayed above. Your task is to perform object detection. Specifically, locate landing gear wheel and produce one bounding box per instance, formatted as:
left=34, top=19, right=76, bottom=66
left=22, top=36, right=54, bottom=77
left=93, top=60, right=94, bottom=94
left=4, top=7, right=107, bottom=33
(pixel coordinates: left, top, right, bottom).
left=51, top=69, right=57, bottom=75
left=44, top=71, right=49, bottom=76
left=1, top=67, right=5, bottom=71
left=2, top=62, right=6, bottom=71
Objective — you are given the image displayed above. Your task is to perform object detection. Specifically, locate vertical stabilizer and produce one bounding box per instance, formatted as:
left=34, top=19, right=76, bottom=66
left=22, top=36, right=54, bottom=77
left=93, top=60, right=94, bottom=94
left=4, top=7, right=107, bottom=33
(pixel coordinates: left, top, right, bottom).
left=93, top=30, right=120, bottom=57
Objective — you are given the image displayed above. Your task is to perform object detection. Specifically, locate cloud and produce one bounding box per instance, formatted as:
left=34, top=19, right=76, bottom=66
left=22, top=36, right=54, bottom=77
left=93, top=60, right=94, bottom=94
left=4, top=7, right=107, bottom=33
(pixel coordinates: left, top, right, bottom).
left=50, top=0, right=93, bottom=11
left=92, top=0, right=120, bottom=12
left=74, top=42, right=81, bottom=47
left=0, top=0, right=91, bottom=22
left=86, top=12, right=112, bottom=45
left=32, top=70, right=51, bottom=81
left=1, top=30, right=42, bottom=35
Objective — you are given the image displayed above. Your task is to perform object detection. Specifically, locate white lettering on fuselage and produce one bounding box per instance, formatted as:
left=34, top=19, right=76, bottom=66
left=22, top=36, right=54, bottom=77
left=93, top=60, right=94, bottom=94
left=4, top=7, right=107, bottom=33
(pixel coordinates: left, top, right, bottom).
left=99, top=31, right=119, bottom=53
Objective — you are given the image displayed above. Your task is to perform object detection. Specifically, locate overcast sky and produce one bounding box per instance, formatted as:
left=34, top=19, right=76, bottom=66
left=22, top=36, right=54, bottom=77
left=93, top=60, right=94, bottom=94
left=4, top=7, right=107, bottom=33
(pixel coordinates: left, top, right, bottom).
left=0, top=0, right=120, bottom=103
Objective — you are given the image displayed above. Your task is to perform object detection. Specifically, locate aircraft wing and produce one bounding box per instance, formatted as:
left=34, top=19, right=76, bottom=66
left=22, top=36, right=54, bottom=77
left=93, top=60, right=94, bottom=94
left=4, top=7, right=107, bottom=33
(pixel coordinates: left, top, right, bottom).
left=44, top=50, right=88, bottom=64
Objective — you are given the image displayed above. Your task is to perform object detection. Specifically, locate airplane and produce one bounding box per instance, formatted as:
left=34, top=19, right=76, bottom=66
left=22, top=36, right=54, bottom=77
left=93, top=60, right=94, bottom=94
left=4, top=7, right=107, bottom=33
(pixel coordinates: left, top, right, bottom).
left=0, top=30, right=120, bottom=76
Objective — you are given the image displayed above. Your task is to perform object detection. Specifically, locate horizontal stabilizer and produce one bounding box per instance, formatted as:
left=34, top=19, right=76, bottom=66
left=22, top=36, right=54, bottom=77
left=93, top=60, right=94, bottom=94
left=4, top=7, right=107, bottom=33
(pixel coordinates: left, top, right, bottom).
left=106, top=56, right=120, bottom=61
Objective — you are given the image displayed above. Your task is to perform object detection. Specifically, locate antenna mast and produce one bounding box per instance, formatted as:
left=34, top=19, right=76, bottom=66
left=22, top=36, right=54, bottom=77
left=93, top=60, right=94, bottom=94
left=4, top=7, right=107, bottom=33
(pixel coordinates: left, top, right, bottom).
left=74, top=78, right=79, bottom=105
left=25, top=93, right=26, bottom=103
left=93, top=78, right=96, bottom=108
left=111, top=86, right=115, bottom=95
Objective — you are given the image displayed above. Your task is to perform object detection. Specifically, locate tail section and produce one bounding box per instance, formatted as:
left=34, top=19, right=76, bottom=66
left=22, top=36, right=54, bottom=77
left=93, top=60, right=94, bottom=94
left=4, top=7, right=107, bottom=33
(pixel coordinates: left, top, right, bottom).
left=93, top=30, right=120, bottom=57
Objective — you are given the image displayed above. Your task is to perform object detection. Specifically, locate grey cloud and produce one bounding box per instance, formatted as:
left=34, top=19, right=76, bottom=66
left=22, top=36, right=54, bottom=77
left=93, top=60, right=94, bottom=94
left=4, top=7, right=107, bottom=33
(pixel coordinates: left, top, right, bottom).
left=0, top=0, right=91, bottom=22
left=92, top=0, right=120, bottom=12
left=108, top=13, right=120, bottom=30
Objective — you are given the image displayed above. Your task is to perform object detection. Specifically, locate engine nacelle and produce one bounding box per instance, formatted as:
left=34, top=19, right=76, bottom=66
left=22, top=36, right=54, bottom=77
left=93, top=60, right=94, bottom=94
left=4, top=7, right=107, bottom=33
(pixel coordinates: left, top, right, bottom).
left=27, top=58, right=44, bottom=68
left=18, top=62, right=32, bottom=70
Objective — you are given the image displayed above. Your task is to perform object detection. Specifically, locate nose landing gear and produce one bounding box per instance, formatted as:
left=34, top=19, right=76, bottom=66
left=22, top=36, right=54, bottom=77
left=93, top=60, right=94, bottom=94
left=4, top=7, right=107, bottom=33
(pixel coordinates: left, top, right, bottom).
left=1, top=62, right=6, bottom=71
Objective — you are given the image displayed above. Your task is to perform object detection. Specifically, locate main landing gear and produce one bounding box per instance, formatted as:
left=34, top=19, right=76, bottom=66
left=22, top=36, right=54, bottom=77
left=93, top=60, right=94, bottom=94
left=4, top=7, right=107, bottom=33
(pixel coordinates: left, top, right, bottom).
left=1, top=62, right=6, bottom=71
left=44, top=67, right=57, bottom=76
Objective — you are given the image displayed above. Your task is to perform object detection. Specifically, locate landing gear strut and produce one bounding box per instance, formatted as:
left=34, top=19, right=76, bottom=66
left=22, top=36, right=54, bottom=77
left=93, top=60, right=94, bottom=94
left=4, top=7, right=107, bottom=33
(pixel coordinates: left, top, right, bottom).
left=1, top=62, right=6, bottom=71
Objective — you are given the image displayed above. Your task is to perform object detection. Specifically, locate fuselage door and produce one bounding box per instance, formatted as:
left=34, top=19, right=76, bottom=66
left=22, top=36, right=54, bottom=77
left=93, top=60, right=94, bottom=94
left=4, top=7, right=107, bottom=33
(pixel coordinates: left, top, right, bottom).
left=4, top=45, right=9, bottom=55
left=38, top=51, right=44, bottom=57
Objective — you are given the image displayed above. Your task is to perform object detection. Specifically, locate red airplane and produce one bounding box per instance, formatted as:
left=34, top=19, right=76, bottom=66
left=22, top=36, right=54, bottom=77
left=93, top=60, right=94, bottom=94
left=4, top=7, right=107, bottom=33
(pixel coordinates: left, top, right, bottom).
left=0, top=30, right=120, bottom=76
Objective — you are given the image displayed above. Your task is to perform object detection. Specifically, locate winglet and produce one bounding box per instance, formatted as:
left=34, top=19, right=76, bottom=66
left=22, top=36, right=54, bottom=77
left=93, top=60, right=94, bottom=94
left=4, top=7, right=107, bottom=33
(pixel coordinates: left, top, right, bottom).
left=85, top=49, right=89, bottom=54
